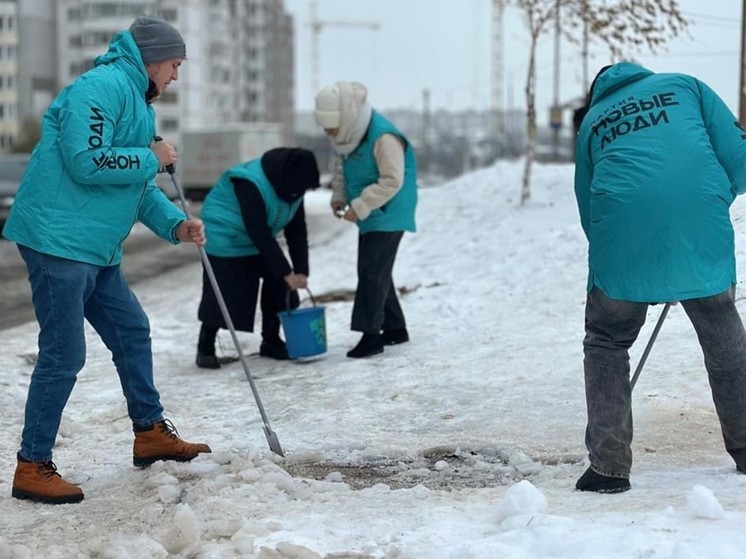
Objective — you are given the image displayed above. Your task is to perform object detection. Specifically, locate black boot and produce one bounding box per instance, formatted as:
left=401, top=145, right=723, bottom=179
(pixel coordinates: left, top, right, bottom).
left=260, top=313, right=290, bottom=360
left=575, top=467, right=630, bottom=493
left=381, top=328, right=409, bottom=345
left=196, top=324, right=221, bottom=369
left=346, top=333, right=384, bottom=358
left=731, top=448, right=746, bottom=473
left=195, top=349, right=220, bottom=369
left=260, top=338, right=290, bottom=360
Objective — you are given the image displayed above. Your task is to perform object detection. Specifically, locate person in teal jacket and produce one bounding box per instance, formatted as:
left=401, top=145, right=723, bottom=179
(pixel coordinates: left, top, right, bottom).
left=2, top=16, right=211, bottom=505
left=314, top=81, right=417, bottom=359
left=195, top=148, right=320, bottom=367
left=574, top=62, right=746, bottom=493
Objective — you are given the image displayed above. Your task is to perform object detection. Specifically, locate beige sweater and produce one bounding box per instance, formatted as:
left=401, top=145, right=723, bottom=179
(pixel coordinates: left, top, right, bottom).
left=330, top=133, right=405, bottom=221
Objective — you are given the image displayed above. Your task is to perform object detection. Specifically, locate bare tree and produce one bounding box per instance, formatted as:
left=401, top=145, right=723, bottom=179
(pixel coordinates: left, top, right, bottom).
left=566, top=0, right=689, bottom=59
left=499, top=0, right=555, bottom=204
left=501, top=0, right=688, bottom=204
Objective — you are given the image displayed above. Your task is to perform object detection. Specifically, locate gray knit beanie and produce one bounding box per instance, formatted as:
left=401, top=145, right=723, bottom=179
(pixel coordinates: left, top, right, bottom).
left=129, top=16, right=186, bottom=64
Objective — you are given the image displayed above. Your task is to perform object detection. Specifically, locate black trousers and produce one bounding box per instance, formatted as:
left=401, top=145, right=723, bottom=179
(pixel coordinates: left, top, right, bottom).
left=351, top=231, right=406, bottom=334
left=197, top=254, right=299, bottom=351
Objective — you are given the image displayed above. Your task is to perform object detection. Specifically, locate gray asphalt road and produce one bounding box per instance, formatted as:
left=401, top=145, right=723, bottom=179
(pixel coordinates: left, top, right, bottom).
left=0, top=230, right=200, bottom=331
left=0, top=204, right=345, bottom=331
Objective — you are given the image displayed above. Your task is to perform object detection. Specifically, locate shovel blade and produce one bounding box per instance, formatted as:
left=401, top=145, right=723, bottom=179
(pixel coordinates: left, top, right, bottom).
left=263, top=425, right=285, bottom=457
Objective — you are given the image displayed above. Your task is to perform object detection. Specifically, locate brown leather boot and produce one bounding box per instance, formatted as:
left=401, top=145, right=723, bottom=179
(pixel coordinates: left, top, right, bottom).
left=133, top=419, right=211, bottom=468
left=12, top=458, right=84, bottom=504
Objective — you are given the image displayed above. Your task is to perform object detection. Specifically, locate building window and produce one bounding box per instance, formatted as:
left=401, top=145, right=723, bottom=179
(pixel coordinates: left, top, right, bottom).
left=159, top=91, right=178, bottom=104
left=80, top=3, right=156, bottom=20
left=69, top=60, right=94, bottom=77
left=161, top=8, right=177, bottom=22
left=82, top=31, right=114, bottom=47
left=160, top=119, right=179, bottom=132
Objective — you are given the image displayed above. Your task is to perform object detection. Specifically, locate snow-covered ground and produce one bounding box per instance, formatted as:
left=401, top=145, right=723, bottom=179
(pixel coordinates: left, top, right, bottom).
left=2, top=159, right=746, bottom=558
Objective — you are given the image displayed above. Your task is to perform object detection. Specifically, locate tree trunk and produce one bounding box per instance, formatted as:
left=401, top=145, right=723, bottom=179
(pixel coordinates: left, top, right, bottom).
left=521, top=37, right=538, bottom=205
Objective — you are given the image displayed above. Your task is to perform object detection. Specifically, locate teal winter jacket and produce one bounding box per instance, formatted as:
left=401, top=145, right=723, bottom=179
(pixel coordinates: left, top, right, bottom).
left=2, top=31, right=185, bottom=265
left=201, top=160, right=304, bottom=257
left=343, top=111, right=417, bottom=234
left=574, top=62, right=746, bottom=302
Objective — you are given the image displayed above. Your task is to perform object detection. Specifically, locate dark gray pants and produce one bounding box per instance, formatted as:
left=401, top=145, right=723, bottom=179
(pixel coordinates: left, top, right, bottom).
left=351, top=231, right=406, bottom=334
left=583, top=286, right=746, bottom=478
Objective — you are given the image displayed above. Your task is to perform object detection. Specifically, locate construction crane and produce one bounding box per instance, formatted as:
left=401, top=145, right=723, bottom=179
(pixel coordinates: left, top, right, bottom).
left=491, top=0, right=505, bottom=144
left=309, top=0, right=380, bottom=97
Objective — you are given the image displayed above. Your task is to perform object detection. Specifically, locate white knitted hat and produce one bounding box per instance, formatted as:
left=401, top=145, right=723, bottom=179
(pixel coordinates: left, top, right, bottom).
left=314, top=84, right=341, bottom=128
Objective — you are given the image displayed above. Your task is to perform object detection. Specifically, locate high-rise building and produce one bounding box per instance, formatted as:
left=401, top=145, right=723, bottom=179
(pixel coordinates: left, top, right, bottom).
left=0, top=0, right=19, bottom=152
left=235, top=0, right=294, bottom=142
left=0, top=0, right=56, bottom=152
left=0, top=0, right=294, bottom=153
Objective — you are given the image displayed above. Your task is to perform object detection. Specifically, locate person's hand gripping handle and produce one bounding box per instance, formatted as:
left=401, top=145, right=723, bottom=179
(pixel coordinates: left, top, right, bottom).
left=152, top=135, right=177, bottom=175
left=153, top=136, right=203, bottom=245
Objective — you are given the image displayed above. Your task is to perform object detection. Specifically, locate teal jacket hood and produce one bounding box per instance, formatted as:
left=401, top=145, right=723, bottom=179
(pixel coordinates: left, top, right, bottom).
left=590, top=62, right=654, bottom=106
left=94, top=31, right=149, bottom=95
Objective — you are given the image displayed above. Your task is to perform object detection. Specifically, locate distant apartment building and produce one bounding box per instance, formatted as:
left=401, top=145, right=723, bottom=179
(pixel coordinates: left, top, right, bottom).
left=236, top=0, right=294, bottom=140
left=0, top=0, right=19, bottom=152
left=0, top=0, right=294, bottom=153
left=0, top=0, right=56, bottom=153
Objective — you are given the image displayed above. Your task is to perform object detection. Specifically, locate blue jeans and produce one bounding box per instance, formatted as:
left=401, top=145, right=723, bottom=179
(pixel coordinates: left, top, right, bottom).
left=18, top=246, right=164, bottom=462
left=583, top=287, right=746, bottom=478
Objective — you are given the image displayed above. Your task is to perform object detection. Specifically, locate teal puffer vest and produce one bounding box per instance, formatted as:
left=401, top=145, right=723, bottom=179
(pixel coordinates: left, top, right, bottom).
left=343, top=111, right=417, bottom=234
left=201, top=159, right=303, bottom=257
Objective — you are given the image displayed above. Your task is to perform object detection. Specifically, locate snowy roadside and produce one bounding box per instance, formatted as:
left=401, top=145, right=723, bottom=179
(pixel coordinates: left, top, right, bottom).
left=1, top=161, right=746, bottom=558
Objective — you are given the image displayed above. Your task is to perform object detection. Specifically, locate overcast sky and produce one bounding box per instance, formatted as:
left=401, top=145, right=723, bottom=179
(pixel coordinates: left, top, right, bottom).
left=284, top=0, right=742, bottom=116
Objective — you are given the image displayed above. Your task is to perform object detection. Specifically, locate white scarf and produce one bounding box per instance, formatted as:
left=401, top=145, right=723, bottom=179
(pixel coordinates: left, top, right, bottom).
left=329, top=81, right=373, bottom=156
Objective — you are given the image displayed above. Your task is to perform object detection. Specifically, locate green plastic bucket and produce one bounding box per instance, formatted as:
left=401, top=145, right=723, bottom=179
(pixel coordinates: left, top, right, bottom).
left=278, top=289, right=327, bottom=359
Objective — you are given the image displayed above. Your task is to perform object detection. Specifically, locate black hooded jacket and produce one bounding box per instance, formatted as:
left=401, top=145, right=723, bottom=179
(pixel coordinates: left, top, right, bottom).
left=231, top=148, right=319, bottom=280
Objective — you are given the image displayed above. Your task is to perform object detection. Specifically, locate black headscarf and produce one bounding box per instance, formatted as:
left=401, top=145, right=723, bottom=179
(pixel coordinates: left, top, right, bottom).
left=260, top=148, right=320, bottom=204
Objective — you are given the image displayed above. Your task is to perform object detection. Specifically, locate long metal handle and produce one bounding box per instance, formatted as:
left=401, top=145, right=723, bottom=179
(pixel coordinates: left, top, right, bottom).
left=167, top=166, right=284, bottom=456
left=630, top=303, right=672, bottom=390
